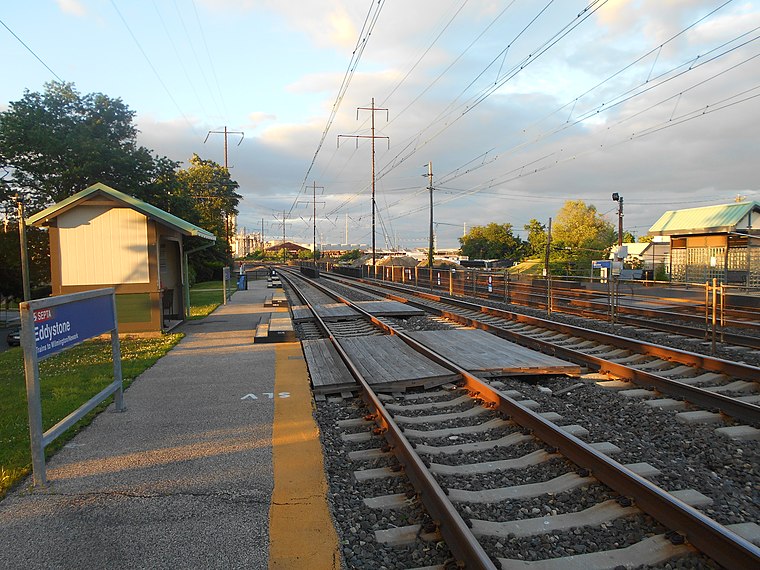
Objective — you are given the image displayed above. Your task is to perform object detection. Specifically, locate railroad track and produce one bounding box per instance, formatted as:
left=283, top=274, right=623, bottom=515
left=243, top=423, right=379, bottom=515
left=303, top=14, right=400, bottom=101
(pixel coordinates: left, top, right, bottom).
left=320, top=271, right=760, bottom=425
left=339, top=267, right=760, bottom=350
left=278, top=268, right=760, bottom=569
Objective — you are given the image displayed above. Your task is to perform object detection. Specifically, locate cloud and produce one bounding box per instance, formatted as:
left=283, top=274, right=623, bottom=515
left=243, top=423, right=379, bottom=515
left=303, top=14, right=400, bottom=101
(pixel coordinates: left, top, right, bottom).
left=247, top=112, right=277, bottom=130
left=55, top=0, right=87, bottom=17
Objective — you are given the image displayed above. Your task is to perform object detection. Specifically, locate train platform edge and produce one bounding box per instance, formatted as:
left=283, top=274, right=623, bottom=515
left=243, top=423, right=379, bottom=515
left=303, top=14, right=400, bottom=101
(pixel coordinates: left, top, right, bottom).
left=0, top=280, right=340, bottom=569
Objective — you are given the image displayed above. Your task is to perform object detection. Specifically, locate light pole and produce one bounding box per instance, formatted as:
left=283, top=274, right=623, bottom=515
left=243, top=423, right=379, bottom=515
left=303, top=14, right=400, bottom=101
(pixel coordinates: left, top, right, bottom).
left=612, top=193, right=624, bottom=248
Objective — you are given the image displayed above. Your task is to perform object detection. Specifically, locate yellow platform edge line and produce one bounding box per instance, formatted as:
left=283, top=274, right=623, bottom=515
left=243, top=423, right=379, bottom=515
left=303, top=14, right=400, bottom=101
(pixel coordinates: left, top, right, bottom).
left=269, top=342, right=340, bottom=570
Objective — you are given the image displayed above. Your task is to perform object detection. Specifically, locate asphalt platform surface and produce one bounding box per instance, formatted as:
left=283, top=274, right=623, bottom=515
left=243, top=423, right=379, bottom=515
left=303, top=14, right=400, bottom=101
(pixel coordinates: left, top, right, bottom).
left=0, top=283, right=290, bottom=569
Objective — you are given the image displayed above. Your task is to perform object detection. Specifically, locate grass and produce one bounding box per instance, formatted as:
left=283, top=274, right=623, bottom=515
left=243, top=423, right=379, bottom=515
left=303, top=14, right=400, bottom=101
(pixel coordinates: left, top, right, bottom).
left=188, top=280, right=237, bottom=318
left=0, top=333, right=182, bottom=498
left=508, top=259, right=544, bottom=275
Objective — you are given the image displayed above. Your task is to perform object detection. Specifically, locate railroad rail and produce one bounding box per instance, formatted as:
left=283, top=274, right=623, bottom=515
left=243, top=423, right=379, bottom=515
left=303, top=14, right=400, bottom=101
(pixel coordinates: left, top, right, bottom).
left=323, top=264, right=760, bottom=350
left=319, top=271, right=760, bottom=425
left=280, top=268, right=760, bottom=569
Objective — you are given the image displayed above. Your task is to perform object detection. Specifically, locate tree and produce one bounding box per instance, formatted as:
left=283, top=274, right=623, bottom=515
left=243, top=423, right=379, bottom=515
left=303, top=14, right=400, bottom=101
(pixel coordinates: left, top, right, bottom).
left=459, top=222, right=525, bottom=260
left=339, top=249, right=363, bottom=262
left=175, top=154, right=242, bottom=278
left=0, top=81, right=167, bottom=211
left=523, top=219, right=547, bottom=258
left=551, top=200, right=615, bottom=274
left=0, top=222, right=51, bottom=300
left=176, top=154, right=241, bottom=242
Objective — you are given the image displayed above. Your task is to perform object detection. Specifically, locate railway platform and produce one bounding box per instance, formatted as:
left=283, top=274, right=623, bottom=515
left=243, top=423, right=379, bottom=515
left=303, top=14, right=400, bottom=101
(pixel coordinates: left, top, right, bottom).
left=0, top=280, right=339, bottom=569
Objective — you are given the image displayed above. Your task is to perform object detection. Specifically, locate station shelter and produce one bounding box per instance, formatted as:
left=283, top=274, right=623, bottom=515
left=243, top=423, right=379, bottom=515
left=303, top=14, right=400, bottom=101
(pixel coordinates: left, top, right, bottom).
left=27, top=182, right=216, bottom=333
left=648, top=201, right=760, bottom=287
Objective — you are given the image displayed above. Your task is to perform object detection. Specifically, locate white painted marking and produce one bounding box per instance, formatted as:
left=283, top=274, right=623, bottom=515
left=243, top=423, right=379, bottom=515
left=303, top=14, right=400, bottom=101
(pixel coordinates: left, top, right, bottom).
left=241, top=392, right=291, bottom=401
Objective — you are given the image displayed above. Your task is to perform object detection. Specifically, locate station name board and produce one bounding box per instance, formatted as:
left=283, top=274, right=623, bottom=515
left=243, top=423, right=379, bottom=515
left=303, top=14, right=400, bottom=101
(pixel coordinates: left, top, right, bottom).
left=32, top=294, right=115, bottom=359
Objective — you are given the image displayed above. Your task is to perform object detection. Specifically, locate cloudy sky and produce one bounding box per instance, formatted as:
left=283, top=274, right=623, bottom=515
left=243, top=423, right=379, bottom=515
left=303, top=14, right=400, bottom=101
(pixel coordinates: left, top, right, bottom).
left=2, top=0, right=759, bottom=249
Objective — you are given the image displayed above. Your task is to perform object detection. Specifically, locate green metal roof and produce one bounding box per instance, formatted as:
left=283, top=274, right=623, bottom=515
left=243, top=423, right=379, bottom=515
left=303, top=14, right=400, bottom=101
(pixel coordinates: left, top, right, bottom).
left=27, top=182, right=216, bottom=241
left=648, top=201, right=760, bottom=236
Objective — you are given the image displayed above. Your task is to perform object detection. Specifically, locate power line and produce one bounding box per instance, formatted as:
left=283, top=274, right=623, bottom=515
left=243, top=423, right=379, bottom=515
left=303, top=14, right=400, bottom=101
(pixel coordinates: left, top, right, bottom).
left=170, top=0, right=224, bottom=121
left=0, top=17, right=64, bottom=82
left=191, top=0, right=229, bottom=122
left=110, top=0, right=196, bottom=132
left=151, top=0, right=210, bottom=119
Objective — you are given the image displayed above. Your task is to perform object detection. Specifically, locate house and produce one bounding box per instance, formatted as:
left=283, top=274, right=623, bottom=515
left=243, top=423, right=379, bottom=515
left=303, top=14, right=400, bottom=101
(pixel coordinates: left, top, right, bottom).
left=27, top=182, right=216, bottom=332
left=263, top=241, right=308, bottom=259
left=610, top=239, right=670, bottom=276
left=648, top=201, right=760, bottom=287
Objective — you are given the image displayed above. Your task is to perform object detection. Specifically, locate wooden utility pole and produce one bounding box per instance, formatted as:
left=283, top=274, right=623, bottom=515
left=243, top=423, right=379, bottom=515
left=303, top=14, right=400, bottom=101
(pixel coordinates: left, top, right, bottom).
left=204, top=126, right=244, bottom=247
left=338, top=98, right=389, bottom=271
left=204, top=126, right=244, bottom=170
left=16, top=196, right=31, bottom=301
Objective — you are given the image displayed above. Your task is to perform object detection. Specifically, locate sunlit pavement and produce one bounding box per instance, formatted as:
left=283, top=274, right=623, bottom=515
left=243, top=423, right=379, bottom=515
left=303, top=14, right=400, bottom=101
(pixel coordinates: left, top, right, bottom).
left=0, top=280, right=338, bottom=569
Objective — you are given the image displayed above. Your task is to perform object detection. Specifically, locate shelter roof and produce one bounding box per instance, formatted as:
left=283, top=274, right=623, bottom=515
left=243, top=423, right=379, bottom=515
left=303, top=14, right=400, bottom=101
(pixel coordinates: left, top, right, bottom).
left=649, top=201, right=760, bottom=236
left=27, top=182, right=216, bottom=241
left=264, top=241, right=307, bottom=252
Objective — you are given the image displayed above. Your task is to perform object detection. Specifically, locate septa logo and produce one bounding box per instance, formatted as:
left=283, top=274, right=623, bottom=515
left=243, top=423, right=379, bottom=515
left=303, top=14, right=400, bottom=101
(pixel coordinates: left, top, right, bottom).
left=34, top=308, right=53, bottom=323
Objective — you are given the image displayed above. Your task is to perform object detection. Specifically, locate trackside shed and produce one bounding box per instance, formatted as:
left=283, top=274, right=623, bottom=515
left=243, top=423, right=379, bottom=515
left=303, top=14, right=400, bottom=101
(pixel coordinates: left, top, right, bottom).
left=648, top=201, right=760, bottom=287
left=27, top=182, right=216, bottom=332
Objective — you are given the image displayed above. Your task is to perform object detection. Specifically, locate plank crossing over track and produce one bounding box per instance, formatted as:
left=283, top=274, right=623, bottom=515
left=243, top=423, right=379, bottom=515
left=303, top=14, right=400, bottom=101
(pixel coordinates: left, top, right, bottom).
left=407, top=329, right=581, bottom=377
left=341, top=335, right=460, bottom=388
left=353, top=300, right=425, bottom=317
left=302, top=339, right=356, bottom=393
left=313, top=303, right=359, bottom=321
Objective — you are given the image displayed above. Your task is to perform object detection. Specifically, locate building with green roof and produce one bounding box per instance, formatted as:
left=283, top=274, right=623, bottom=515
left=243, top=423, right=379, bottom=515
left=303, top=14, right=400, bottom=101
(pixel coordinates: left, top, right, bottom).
left=28, top=182, right=216, bottom=332
left=648, top=201, right=760, bottom=287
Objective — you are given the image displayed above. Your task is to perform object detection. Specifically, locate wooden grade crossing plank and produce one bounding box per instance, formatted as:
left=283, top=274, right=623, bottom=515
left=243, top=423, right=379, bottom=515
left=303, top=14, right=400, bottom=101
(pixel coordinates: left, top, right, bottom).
left=302, top=339, right=357, bottom=393
left=313, top=303, right=360, bottom=321
left=407, top=329, right=581, bottom=377
left=338, top=335, right=461, bottom=391
left=290, top=305, right=315, bottom=323
left=354, top=300, right=425, bottom=317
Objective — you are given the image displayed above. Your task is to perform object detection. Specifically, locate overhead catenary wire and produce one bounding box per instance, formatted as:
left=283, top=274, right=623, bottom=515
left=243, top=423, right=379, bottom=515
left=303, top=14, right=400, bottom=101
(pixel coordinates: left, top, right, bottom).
left=374, top=2, right=755, bottom=214
left=291, top=0, right=387, bottom=218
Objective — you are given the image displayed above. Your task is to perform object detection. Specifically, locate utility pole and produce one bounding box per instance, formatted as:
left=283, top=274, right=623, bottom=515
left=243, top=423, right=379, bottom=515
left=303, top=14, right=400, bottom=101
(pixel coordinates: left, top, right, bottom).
left=205, top=127, right=244, bottom=248
left=426, top=161, right=434, bottom=269
left=16, top=195, right=31, bottom=301
left=204, top=126, right=244, bottom=170
left=338, top=98, right=389, bottom=272
left=273, top=211, right=290, bottom=263
left=298, top=182, right=325, bottom=260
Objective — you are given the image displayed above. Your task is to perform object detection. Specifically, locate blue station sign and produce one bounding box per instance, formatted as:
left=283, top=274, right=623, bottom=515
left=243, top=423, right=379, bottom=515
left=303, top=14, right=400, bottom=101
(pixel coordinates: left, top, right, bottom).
left=32, top=294, right=115, bottom=360
left=592, top=259, right=612, bottom=269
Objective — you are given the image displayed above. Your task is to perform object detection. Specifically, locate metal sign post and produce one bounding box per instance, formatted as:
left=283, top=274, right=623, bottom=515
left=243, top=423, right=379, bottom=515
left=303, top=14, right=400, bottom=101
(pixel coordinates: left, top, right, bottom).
left=20, top=288, right=123, bottom=487
left=222, top=266, right=231, bottom=305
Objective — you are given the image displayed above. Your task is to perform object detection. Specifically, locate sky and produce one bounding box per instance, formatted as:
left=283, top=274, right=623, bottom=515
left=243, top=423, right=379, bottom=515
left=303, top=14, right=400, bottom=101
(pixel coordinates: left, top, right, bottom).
left=2, top=0, right=759, bottom=250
